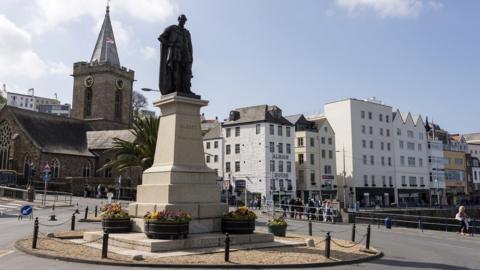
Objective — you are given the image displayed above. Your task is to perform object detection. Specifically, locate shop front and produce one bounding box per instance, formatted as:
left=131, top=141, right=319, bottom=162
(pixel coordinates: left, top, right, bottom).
left=355, top=187, right=395, bottom=208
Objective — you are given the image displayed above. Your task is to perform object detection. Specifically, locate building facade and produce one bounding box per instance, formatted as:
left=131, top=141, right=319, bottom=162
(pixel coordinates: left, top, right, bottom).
left=444, top=135, right=469, bottom=205
left=38, top=104, right=71, bottom=117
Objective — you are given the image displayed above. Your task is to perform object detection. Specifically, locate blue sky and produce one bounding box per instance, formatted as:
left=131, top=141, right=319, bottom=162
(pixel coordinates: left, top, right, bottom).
left=0, top=0, right=479, bottom=133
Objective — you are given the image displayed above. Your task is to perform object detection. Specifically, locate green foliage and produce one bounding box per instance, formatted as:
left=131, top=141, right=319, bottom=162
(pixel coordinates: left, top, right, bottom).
left=267, top=217, right=288, bottom=227
left=100, top=115, right=159, bottom=172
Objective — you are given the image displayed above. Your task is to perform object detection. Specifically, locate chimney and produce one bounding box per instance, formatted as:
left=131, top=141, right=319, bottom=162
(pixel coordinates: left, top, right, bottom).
left=28, top=88, right=34, bottom=96
left=54, top=93, right=58, bottom=100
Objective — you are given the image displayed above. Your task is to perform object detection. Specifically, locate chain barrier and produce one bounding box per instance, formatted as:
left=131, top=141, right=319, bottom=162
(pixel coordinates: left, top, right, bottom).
left=37, top=218, right=71, bottom=227
left=330, top=234, right=367, bottom=249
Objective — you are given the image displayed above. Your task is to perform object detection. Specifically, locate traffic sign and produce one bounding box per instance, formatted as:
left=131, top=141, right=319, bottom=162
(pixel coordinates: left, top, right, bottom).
left=43, top=163, right=51, bottom=172
left=43, top=174, right=50, bottom=182
left=20, top=205, right=33, bottom=216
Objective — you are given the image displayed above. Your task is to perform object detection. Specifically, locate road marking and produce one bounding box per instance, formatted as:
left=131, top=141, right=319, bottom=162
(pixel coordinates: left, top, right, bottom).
left=0, top=250, right=14, bottom=257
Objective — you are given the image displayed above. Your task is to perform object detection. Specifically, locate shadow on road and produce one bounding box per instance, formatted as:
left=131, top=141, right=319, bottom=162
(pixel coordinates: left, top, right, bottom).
left=371, top=258, right=476, bottom=270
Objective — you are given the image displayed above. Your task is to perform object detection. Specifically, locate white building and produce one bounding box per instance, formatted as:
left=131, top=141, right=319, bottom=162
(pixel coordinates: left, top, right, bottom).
left=392, top=111, right=430, bottom=206
left=464, top=133, right=480, bottom=160
left=2, top=86, right=61, bottom=111
left=222, top=105, right=296, bottom=205
left=286, top=114, right=337, bottom=202
left=203, top=125, right=224, bottom=180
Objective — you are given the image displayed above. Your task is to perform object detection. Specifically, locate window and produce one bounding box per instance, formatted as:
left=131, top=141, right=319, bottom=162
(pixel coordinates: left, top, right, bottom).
left=386, top=115, right=390, bottom=123
left=419, top=133, right=424, bottom=140
left=328, top=137, right=332, bottom=145
left=82, top=161, right=92, bottom=177
left=286, top=144, right=291, bottom=154
left=324, top=126, right=328, bottom=132
left=400, top=156, right=405, bottom=165
left=363, top=155, right=367, bottom=165
left=362, top=140, right=366, bottom=148
left=409, top=176, right=417, bottom=186
left=407, top=130, right=414, bottom=138
left=214, top=155, right=218, bottom=162
left=397, top=128, right=401, bottom=136
left=214, top=141, right=218, bottom=149
left=103, top=159, right=111, bottom=178
left=226, top=145, right=231, bottom=155
left=381, top=156, right=385, bottom=166
left=407, top=142, right=414, bottom=150
left=371, top=175, right=376, bottom=186
left=420, top=177, right=425, bottom=186
left=329, top=150, right=333, bottom=159
left=370, top=155, right=374, bottom=165
left=278, top=143, right=283, bottom=153
left=278, top=126, right=283, bottom=136
left=386, top=129, right=390, bottom=137
left=270, top=160, right=275, bottom=172
left=368, top=112, right=372, bottom=120
left=297, top=137, right=304, bottom=147
left=286, top=127, right=291, bottom=137
left=206, top=142, right=211, bottom=149
left=310, top=171, right=316, bottom=185
left=235, top=161, right=240, bottom=172
left=402, top=176, right=406, bottom=186
left=235, top=144, right=240, bottom=154
left=408, top=157, right=416, bottom=167
left=321, top=137, right=326, bottom=144
left=388, top=157, right=392, bottom=166
left=364, top=175, right=368, bottom=186
left=455, top=159, right=463, bottom=165
left=379, top=114, right=383, bottom=122
left=206, top=156, right=211, bottom=163
left=226, top=128, right=231, bottom=137
left=287, top=161, right=292, bottom=172
left=0, top=122, right=12, bottom=170
left=279, top=161, right=284, bottom=172
left=380, top=142, right=384, bottom=150
left=361, top=125, right=366, bottom=134
left=419, top=158, right=423, bottom=167
left=269, top=142, right=274, bottom=153
left=235, top=127, right=240, bottom=137
left=84, top=88, right=92, bottom=117
left=310, top=137, right=315, bottom=147
left=399, top=140, right=404, bottom=149
left=361, top=110, right=365, bottom=119
left=226, top=162, right=231, bottom=172
left=114, top=90, right=122, bottom=119
left=310, top=154, right=315, bottom=165
left=321, top=150, right=326, bottom=158
left=269, top=125, right=274, bottom=135
left=389, top=176, right=393, bottom=186
left=256, top=124, right=261, bottom=134
left=382, top=176, right=386, bottom=186
left=298, top=154, right=304, bottom=164
left=369, top=126, right=373, bottom=135
left=370, top=140, right=374, bottom=149
left=324, top=165, right=332, bottom=174
left=380, top=128, right=384, bottom=136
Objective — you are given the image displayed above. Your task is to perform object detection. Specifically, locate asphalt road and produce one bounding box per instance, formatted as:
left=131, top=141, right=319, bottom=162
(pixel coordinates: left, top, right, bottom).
left=0, top=197, right=478, bottom=270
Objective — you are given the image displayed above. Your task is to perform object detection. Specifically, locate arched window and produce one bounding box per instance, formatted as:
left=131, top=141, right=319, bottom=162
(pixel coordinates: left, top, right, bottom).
left=114, top=90, right=122, bottom=119
left=104, top=159, right=112, bottom=178
left=83, top=161, right=92, bottom=177
left=84, top=88, right=93, bottom=117
left=0, top=122, right=12, bottom=170
left=23, top=154, right=32, bottom=182
left=50, top=158, right=60, bottom=179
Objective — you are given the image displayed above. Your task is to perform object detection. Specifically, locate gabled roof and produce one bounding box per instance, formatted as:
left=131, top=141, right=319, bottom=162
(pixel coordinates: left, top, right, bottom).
left=87, top=129, right=135, bottom=150
left=90, top=5, right=120, bottom=67
left=6, top=106, right=94, bottom=157
left=203, top=124, right=222, bottom=140
left=464, top=133, right=480, bottom=144
left=223, top=105, right=293, bottom=126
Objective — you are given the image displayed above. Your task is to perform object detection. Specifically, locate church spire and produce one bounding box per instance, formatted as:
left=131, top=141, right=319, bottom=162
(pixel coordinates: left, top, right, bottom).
left=90, top=3, right=120, bottom=67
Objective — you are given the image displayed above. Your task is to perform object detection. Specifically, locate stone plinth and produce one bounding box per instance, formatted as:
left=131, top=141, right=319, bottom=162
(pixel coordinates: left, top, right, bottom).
left=84, top=231, right=274, bottom=252
left=129, top=93, right=227, bottom=233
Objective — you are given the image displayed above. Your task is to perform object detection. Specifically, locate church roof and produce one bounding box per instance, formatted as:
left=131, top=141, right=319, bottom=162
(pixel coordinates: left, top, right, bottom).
left=87, top=129, right=135, bottom=150
left=203, top=125, right=222, bottom=140
left=90, top=5, right=120, bottom=67
left=6, top=106, right=94, bottom=157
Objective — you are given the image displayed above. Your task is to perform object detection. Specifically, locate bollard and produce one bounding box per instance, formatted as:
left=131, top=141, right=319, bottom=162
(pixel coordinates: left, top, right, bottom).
left=52, top=203, right=55, bottom=212
left=351, top=223, right=356, bottom=242
left=419, top=217, right=424, bottom=232
left=471, top=219, right=475, bottom=237
left=324, top=232, right=331, bottom=259
left=102, top=232, right=109, bottom=258
left=366, top=225, right=371, bottom=250
left=94, top=205, right=98, bottom=218
left=75, top=202, right=80, bottom=214
left=84, top=206, right=89, bottom=220
left=308, top=220, right=312, bottom=236
left=32, top=217, right=39, bottom=249
left=71, top=213, right=76, bottom=231
left=224, top=233, right=230, bottom=262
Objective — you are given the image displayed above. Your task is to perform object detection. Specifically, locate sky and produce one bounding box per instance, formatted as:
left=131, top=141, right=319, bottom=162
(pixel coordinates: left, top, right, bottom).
left=0, top=0, right=479, bottom=133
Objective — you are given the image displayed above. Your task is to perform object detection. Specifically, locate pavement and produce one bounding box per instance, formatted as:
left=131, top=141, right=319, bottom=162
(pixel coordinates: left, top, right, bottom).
left=0, top=197, right=478, bottom=270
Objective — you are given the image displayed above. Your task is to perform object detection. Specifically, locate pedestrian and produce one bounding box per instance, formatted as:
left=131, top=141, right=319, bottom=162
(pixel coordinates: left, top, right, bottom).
left=308, top=198, right=316, bottom=220
left=281, top=198, right=287, bottom=217
left=289, top=198, right=295, bottom=218
left=296, top=199, right=304, bottom=220
left=455, top=205, right=469, bottom=235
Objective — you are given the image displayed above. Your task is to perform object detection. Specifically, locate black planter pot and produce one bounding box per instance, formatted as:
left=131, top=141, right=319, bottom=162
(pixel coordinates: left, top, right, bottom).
left=144, top=220, right=189, bottom=239
left=221, top=218, right=255, bottom=234
left=268, top=225, right=287, bottom=237
left=102, top=218, right=131, bottom=233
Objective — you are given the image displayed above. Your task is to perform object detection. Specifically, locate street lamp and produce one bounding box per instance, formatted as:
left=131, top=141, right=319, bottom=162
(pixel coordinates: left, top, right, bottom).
left=336, top=146, right=347, bottom=209
left=141, top=88, right=160, bottom=92
left=435, top=178, right=440, bottom=206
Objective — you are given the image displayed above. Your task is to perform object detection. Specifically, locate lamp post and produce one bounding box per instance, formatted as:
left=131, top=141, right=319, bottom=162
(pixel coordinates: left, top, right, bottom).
left=336, top=146, right=347, bottom=209
left=435, top=179, right=440, bottom=205
left=140, top=88, right=160, bottom=92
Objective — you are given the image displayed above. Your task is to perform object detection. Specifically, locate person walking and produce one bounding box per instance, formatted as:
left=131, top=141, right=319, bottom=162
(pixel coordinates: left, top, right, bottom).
left=455, top=205, right=469, bottom=235
left=289, top=198, right=295, bottom=218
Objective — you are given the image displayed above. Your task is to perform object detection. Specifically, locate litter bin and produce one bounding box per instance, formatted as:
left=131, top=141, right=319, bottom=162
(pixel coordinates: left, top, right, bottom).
left=385, top=217, right=392, bottom=229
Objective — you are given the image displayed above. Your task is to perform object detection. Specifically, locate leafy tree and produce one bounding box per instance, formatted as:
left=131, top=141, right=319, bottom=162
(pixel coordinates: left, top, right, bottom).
left=132, top=91, right=148, bottom=118
left=101, top=115, right=159, bottom=172
left=0, top=95, right=6, bottom=107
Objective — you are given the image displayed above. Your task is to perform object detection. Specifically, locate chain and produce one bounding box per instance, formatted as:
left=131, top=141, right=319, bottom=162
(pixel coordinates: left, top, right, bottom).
left=38, top=230, right=103, bottom=245
left=38, top=218, right=71, bottom=227
left=330, top=234, right=367, bottom=249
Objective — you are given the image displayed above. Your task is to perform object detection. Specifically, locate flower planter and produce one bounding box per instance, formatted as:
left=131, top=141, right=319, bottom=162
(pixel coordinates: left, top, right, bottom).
left=268, top=225, right=287, bottom=237
left=144, top=220, right=189, bottom=239
left=102, top=218, right=131, bottom=233
left=221, top=218, right=255, bottom=234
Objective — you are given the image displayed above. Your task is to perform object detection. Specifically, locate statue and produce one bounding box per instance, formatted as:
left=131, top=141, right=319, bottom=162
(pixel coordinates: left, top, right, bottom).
left=158, top=14, right=199, bottom=98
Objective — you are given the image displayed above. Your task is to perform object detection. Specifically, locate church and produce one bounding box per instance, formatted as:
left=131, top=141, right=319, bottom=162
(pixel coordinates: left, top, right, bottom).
left=0, top=5, right=142, bottom=197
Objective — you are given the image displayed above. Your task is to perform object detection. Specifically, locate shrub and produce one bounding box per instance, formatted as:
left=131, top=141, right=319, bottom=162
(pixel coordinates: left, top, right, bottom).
left=144, top=210, right=192, bottom=223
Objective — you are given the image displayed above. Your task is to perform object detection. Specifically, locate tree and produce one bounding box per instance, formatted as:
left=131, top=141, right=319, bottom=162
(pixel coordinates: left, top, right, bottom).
left=132, top=91, right=148, bottom=118
left=101, top=115, right=159, bottom=172
left=0, top=95, right=6, bottom=108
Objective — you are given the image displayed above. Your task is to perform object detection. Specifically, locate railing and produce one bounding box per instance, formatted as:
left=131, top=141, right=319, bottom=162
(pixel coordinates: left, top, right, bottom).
left=0, top=186, right=28, bottom=200
left=0, top=185, right=72, bottom=206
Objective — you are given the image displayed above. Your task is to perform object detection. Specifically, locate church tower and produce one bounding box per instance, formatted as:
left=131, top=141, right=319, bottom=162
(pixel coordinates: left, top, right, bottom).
left=71, top=4, right=134, bottom=130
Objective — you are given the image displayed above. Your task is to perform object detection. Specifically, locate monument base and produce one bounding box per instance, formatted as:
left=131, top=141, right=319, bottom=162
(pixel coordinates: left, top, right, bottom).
left=129, top=217, right=222, bottom=234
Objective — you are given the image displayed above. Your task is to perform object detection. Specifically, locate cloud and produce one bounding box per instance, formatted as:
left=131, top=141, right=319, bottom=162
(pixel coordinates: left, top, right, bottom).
left=335, top=0, right=442, bottom=18
left=27, top=0, right=176, bottom=35
left=0, top=15, right=68, bottom=79
left=140, top=46, right=157, bottom=60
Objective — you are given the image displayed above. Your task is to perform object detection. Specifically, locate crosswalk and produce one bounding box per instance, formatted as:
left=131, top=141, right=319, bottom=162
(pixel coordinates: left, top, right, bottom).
left=0, top=199, right=40, bottom=216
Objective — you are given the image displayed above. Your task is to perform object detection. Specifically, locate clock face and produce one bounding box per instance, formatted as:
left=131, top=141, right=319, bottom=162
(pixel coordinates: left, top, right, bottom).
left=84, top=76, right=94, bottom=87
left=116, top=79, right=124, bottom=90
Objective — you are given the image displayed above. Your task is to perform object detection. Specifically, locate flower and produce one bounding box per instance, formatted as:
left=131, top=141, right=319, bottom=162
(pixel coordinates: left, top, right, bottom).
left=268, top=217, right=288, bottom=227
left=144, top=210, right=192, bottom=223
left=224, top=206, right=257, bottom=220
left=100, top=203, right=129, bottom=219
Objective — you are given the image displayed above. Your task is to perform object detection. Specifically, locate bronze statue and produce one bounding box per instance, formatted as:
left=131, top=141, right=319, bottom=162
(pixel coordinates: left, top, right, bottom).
left=158, top=14, right=199, bottom=98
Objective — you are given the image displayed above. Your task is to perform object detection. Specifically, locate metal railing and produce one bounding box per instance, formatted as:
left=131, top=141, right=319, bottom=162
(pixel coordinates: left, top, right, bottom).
left=0, top=186, right=72, bottom=206
left=0, top=186, right=28, bottom=200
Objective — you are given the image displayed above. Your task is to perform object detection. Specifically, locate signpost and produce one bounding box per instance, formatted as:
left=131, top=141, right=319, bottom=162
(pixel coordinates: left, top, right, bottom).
left=115, top=175, right=121, bottom=201
left=107, top=192, right=114, bottom=204
left=42, top=164, right=51, bottom=206
left=19, top=205, right=33, bottom=220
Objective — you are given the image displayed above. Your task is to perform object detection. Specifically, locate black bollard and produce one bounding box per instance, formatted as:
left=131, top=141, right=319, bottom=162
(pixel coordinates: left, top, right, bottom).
left=75, top=202, right=80, bottom=214
left=325, top=232, right=331, bottom=259
left=102, top=232, right=109, bottom=258
left=84, top=206, right=89, bottom=220
left=351, top=223, right=356, bottom=242
left=94, top=205, right=98, bottom=218
left=366, top=224, right=371, bottom=250
left=308, top=220, right=312, bottom=236
left=419, top=217, right=424, bottom=232
left=224, top=233, right=230, bottom=262
left=32, top=217, right=39, bottom=249
left=71, top=213, right=76, bottom=231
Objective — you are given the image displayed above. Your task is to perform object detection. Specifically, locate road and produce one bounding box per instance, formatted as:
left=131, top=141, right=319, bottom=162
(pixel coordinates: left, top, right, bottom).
left=0, top=197, right=478, bottom=270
